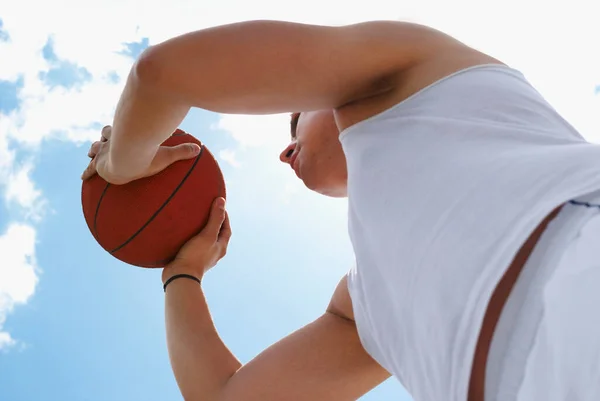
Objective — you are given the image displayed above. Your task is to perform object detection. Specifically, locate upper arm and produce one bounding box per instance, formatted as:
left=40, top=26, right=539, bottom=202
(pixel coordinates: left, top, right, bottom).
left=217, top=274, right=389, bottom=401
left=218, top=312, right=390, bottom=401
left=137, top=20, right=462, bottom=115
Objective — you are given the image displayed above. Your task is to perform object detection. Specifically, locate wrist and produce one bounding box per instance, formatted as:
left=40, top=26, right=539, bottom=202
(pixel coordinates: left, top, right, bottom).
left=162, top=273, right=201, bottom=293
left=162, top=263, right=204, bottom=286
left=107, top=140, right=158, bottom=183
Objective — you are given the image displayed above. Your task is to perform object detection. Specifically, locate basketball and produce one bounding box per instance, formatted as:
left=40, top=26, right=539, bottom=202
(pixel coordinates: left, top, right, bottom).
left=81, top=129, right=226, bottom=268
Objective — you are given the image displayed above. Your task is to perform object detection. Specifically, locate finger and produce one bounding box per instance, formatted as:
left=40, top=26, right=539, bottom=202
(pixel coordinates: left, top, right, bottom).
left=81, top=158, right=97, bottom=180
left=168, top=143, right=201, bottom=163
left=87, top=141, right=103, bottom=158
left=101, top=125, right=112, bottom=141
left=202, top=198, right=227, bottom=240
left=218, top=211, right=232, bottom=244
left=150, top=143, right=201, bottom=177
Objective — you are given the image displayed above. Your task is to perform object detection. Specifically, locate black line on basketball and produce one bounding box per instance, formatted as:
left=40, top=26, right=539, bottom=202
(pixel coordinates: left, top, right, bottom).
left=109, top=145, right=205, bottom=254
left=93, top=183, right=111, bottom=239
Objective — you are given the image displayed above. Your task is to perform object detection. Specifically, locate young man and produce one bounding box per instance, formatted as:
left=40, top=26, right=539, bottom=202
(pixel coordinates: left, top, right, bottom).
left=82, top=20, right=600, bottom=401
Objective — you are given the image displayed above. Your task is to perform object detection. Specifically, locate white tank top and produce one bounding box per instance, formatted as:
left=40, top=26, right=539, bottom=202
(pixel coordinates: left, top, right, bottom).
left=342, top=64, right=600, bottom=401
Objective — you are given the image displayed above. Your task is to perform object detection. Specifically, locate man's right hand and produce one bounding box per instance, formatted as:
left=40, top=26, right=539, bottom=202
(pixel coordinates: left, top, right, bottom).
left=82, top=125, right=201, bottom=185
left=162, top=197, right=231, bottom=284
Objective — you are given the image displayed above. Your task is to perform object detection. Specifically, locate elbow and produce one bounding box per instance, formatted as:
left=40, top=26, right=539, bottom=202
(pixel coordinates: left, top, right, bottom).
left=178, top=383, right=228, bottom=401
left=132, top=45, right=166, bottom=91
left=180, top=391, right=223, bottom=401
left=180, top=389, right=213, bottom=401
left=133, top=45, right=191, bottom=103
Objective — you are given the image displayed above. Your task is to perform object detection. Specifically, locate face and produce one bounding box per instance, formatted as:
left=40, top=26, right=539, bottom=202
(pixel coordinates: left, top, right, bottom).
left=279, top=110, right=348, bottom=197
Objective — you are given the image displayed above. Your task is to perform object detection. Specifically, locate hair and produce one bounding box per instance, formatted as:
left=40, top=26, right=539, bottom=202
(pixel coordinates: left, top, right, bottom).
left=290, top=112, right=300, bottom=138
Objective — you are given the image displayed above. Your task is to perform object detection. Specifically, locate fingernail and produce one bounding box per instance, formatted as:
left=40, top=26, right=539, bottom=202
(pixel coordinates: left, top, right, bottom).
left=190, top=144, right=200, bottom=154
left=217, top=197, right=225, bottom=208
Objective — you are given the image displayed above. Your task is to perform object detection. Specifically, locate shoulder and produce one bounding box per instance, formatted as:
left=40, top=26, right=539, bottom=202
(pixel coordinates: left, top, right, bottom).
left=335, top=23, right=505, bottom=131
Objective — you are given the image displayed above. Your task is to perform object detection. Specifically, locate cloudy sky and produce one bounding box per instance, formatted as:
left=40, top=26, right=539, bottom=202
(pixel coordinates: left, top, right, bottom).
left=0, top=0, right=598, bottom=400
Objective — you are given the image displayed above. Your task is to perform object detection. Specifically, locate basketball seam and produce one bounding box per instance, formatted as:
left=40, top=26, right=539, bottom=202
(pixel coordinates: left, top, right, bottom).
left=105, top=145, right=205, bottom=255
left=93, top=183, right=111, bottom=239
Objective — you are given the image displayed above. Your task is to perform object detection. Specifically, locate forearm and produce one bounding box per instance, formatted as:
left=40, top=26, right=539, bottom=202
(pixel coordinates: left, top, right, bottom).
left=165, top=277, right=242, bottom=401
left=108, top=60, right=190, bottom=180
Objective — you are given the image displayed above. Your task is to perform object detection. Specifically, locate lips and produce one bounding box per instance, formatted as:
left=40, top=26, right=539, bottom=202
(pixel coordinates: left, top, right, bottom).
left=289, top=153, right=299, bottom=176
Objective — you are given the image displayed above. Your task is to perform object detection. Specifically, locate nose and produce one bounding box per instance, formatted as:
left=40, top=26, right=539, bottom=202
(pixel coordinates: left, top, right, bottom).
left=279, top=141, right=296, bottom=164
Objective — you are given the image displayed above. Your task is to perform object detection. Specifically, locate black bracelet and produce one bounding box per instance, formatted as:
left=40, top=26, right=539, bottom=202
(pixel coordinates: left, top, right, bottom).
left=163, top=274, right=201, bottom=292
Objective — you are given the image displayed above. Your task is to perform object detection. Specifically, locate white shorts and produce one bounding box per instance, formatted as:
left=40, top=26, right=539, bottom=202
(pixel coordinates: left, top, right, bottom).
left=486, top=189, right=600, bottom=401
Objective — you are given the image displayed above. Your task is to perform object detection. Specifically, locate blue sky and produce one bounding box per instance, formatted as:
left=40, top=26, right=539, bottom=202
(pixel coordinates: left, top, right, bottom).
left=39, top=37, right=92, bottom=90
left=0, top=2, right=599, bottom=401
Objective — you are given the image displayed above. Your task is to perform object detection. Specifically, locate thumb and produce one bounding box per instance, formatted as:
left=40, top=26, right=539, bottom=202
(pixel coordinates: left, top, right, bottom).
left=169, top=142, right=201, bottom=162
left=151, top=143, right=201, bottom=176
left=202, top=197, right=227, bottom=239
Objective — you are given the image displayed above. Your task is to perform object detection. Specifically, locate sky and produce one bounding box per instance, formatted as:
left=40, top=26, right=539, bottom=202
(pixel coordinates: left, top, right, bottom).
left=0, top=1, right=598, bottom=400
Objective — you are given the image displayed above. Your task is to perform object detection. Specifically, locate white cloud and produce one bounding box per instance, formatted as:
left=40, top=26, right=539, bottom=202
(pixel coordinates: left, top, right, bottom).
left=0, top=331, right=16, bottom=350
left=5, top=163, right=45, bottom=221
left=218, top=149, right=241, bottom=168
left=213, top=113, right=292, bottom=151
left=0, top=120, right=15, bottom=177
left=0, top=223, right=38, bottom=350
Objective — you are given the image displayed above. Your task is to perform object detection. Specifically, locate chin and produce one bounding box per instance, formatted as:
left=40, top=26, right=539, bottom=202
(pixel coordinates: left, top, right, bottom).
left=306, top=180, right=347, bottom=198
left=322, top=188, right=348, bottom=198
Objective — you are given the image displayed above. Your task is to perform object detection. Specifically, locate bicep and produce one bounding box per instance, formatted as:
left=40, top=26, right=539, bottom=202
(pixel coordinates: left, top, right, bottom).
left=218, top=312, right=390, bottom=401
left=137, top=20, right=452, bottom=115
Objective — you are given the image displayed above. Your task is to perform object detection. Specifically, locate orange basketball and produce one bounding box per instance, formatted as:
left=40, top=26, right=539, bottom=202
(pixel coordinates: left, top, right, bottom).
left=81, top=129, right=226, bottom=268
